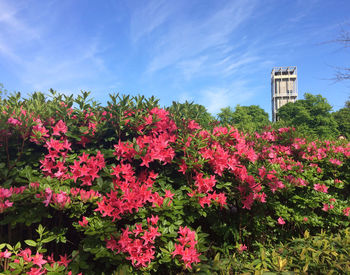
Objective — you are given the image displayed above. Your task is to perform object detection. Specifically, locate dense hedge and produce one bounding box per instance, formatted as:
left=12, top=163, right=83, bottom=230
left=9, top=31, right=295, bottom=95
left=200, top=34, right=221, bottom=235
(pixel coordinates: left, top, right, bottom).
left=0, top=91, right=349, bottom=274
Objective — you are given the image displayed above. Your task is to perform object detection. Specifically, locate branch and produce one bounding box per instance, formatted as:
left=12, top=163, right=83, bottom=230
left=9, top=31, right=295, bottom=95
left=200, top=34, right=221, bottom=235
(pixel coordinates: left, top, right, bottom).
left=334, top=67, right=350, bottom=82
left=336, top=29, right=350, bottom=48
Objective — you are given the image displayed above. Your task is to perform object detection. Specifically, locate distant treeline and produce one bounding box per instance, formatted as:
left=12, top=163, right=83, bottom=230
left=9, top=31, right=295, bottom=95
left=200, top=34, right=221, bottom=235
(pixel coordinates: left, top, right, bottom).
left=171, top=93, right=350, bottom=140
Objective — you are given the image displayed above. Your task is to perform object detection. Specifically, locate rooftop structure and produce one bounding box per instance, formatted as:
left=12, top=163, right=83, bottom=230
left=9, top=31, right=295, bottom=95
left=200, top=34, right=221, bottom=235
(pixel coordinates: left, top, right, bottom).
left=271, top=66, right=298, bottom=122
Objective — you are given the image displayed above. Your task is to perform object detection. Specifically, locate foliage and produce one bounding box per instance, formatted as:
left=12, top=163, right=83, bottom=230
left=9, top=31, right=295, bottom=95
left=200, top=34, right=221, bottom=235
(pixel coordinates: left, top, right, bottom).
left=0, top=91, right=349, bottom=274
left=333, top=99, right=350, bottom=139
left=277, top=93, right=339, bottom=139
left=167, top=101, right=217, bottom=129
left=214, top=227, right=350, bottom=274
left=218, top=105, right=270, bottom=133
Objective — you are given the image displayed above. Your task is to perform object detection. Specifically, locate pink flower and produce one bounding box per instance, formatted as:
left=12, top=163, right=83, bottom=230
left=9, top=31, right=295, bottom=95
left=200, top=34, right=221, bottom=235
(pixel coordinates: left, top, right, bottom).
left=188, top=120, right=200, bottom=130
left=172, top=226, right=200, bottom=269
left=303, top=217, right=308, bottom=222
left=343, top=207, right=350, bottom=216
left=52, top=120, right=68, bottom=136
left=78, top=216, right=89, bottom=227
left=147, top=215, right=159, bottom=225
left=178, top=161, right=188, bottom=174
left=27, top=267, right=45, bottom=275
left=59, top=254, right=71, bottom=267
left=0, top=249, right=11, bottom=258
left=238, top=244, right=247, bottom=253
left=164, top=189, right=174, bottom=200
left=7, top=117, right=22, bottom=126
left=32, top=252, right=47, bottom=268
left=278, top=217, right=285, bottom=225
left=43, top=188, right=52, bottom=207
left=19, top=248, right=32, bottom=262
left=322, top=204, right=329, bottom=212
left=313, top=184, right=328, bottom=193
left=164, top=190, right=174, bottom=206
left=30, top=182, right=40, bottom=189
left=329, top=158, right=343, bottom=166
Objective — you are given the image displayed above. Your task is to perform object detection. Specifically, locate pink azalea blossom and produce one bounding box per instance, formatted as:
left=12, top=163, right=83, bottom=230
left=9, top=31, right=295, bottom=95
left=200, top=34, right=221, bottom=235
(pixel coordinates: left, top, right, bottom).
left=0, top=249, right=11, bottom=258
left=7, top=117, right=22, bottom=126
left=329, top=158, right=343, bottom=166
left=238, top=244, right=247, bottom=253
left=343, top=207, right=350, bottom=216
left=322, top=204, right=329, bottom=212
left=277, top=217, right=285, bottom=225
left=313, top=184, right=328, bottom=193
left=78, top=216, right=89, bottom=227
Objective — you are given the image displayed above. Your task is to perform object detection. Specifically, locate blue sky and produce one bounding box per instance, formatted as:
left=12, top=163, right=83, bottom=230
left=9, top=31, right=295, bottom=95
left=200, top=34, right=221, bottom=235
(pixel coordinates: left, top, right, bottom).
left=0, top=0, right=349, bottom=118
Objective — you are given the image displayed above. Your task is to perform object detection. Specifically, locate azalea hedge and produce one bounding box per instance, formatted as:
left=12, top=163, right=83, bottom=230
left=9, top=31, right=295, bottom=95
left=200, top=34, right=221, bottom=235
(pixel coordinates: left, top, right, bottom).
left=0, top=91, right=349, bottom=274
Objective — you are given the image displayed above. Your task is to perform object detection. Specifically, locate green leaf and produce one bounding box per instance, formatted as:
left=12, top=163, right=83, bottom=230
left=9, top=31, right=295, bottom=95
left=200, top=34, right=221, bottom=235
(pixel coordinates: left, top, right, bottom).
left=8, top=262, right=21, bottom=269
left=36, top=224, right=45, bottom=236
left=14, top=241, right=21, bottom=250
left=42, top=235, right=56, bottom=243
left=24, top=240, right=37, bottom=247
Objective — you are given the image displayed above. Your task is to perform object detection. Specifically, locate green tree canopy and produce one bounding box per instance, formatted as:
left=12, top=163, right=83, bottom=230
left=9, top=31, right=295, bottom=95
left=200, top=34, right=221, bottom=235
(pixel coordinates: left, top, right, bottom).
left=277, top=93, right=339, bottom=139
left=217, top=105, right=270, bottom=132
left=333, top=98, right=350, bottom=138
left=167, top=101, right=216, bottom=129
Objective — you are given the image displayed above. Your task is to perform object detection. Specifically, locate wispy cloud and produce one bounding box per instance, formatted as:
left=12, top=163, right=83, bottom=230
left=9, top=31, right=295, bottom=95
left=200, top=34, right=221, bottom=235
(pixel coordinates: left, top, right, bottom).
left=0, top=1, right=40, bottom=41
left=0, top=1, right=39, bottom=63
left=1, top=0, right=348, bottom=114
left=198, top=81, right=255, bottom=114
left=0, top=1, right=117, bottom=94
left=176, top=56, right=208, bottom=80
left=127, top=0, right=264, bottom=113
left=217, top=53, right=260, bottom=77
left=129, top=0, right=181, bottom=43
left=20, top=39, right=109, bottom=91
left=129, top=0, right=257, bottom=76
left=0, top=42, right=20, bottom=63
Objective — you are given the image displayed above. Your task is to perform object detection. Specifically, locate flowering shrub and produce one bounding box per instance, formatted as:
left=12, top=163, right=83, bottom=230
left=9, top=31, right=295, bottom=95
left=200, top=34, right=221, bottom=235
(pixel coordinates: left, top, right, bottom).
left=0, top=91, right=349, bottom=274
left=171, top=226, right=200, bottom=269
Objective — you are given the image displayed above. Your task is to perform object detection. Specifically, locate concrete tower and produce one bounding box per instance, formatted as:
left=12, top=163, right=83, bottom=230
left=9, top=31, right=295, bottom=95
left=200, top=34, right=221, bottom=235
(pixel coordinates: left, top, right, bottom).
left=271, top=66, right=298, bottom=122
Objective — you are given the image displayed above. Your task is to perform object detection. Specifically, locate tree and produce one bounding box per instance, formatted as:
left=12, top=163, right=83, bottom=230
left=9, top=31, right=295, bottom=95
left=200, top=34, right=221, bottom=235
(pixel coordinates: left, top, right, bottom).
left=167, top=101, right=216, bottom=129
left=277, top=93, right=339, bottom=139
left=333, top=99, right=350, bottom=138
left=0, top=83, right=8, bottom=99
left=217, top=105, right=270, bottom=132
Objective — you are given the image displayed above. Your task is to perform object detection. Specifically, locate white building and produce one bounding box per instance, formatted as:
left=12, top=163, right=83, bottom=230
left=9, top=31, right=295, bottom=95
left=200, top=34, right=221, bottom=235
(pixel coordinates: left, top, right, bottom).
left=271, top=66, right=298, bottom=122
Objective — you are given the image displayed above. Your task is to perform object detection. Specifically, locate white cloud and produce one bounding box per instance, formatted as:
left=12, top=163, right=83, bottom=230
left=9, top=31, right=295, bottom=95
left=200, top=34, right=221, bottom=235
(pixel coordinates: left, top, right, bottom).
left=19, top=39, right=114, bottom=92
left=0, top=1, right=117, bottom=94
left=0, top=1, right=40, bottom=63
left=199, top=82, right=255, bottom=114
left=141, top=0, right=257, bottom=74
left=129, top=0, right=181, bottom=43
left=0, top=1, right=40, bottom=40
left=177, top=56, right=208, bottom=80
left=218, top=54, right=260, bottom=77
left=0, top=42, right=20, bottom=63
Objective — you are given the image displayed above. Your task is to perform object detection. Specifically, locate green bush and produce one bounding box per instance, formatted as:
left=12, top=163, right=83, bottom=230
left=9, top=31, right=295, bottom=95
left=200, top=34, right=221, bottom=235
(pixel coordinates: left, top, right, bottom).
left=215, top=228, right=350, bottom=274
left=0, top=91, right=348, bottom=274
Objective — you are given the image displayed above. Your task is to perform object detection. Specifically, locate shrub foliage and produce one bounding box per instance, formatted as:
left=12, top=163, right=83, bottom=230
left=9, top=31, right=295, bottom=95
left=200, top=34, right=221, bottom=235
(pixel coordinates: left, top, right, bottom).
left=0, top=91, right=349, bottom=274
